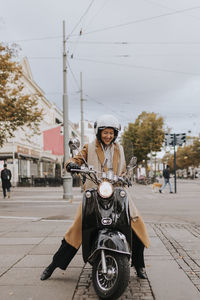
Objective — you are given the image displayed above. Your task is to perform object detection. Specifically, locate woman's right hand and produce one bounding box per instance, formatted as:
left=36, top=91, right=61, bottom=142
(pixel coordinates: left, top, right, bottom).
left=66, top=162, right=80, bottom=173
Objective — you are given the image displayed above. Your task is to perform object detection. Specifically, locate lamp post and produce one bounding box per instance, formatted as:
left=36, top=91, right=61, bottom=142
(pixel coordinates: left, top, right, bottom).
left=62, top=20, right=72, bottom=200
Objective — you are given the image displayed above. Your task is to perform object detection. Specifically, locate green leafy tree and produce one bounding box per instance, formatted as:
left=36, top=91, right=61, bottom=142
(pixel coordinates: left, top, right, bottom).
left=0, top=43, right=43, bottom=147
left=122, top=112, right=164, bottom=165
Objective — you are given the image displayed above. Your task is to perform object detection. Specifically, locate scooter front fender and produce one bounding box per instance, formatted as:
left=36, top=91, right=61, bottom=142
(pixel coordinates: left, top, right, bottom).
left=88, top=229, right=131, bottom=264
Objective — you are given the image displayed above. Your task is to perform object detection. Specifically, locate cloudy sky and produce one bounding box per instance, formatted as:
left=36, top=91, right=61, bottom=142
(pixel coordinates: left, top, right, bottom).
left=1, top=0, right=200, bottom=135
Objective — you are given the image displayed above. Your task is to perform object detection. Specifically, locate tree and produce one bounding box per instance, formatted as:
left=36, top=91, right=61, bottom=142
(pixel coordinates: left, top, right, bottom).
left=176, top=145, right=193, bottom=171
left=192, top=139, right=200, bottom=167
left=162, top=140, right=200, bottom=177
left=122, top=112, right=164, bottom=165
left=0, top=43, right=43, bottom=147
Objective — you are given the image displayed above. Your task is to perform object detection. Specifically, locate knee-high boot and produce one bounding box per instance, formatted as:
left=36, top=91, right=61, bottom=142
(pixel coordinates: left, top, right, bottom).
left=131, top=230, right=146, bottom=279
left=40, top=239, right=78, bottom=280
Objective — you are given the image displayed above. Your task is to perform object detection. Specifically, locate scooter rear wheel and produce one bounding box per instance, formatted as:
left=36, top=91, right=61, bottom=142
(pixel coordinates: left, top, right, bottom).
left=92, top=251, right=130, bottom=300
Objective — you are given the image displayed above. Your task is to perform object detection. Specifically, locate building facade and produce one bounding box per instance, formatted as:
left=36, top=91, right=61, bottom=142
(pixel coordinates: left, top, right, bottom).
left=0, top=57, right=80, bottom=186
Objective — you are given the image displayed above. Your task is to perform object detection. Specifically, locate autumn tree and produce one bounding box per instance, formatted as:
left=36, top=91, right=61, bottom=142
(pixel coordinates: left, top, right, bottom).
left=162, top=152, right=174, bottom=171
left=176, top=145, right=193, bottom=172
left=122, top=111, right=164, bottom=165
left=0, top=43, right=43, bottom=147
left=192, top=139, right=200, bottom=167
left=162, top=140, right=200, bottom=175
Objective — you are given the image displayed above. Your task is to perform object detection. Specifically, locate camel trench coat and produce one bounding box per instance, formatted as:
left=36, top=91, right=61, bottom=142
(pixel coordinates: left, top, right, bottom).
left=64, top=139, right=150, bottom=249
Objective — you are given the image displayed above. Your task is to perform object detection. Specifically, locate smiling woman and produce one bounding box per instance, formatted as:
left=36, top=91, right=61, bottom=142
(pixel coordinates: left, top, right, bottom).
left=101, top=128, right=115, bottom=145
left=40, top=113, right=150, bottom=284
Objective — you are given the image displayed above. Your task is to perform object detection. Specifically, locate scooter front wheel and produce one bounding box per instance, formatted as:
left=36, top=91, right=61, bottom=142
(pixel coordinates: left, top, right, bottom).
left=92, top=251, right=130, bottom=300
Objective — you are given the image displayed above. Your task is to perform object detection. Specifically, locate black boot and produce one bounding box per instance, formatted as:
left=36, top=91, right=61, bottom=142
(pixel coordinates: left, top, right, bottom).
left=135, top=267, right=147, bottom=279
left=40, top=239, right=78, bottom=280
left=40, top=262, right=57, bottom=280
left=131, top=230, right=147, bottom=279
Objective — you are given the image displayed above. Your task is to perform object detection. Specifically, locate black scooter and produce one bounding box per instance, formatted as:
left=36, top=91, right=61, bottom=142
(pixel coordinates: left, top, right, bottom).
left=69, top=139, right=136, bottom=300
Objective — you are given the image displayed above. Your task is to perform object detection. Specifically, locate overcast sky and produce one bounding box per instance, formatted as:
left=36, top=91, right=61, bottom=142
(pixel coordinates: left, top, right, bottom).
left=1, top=0, right=200, bottom=135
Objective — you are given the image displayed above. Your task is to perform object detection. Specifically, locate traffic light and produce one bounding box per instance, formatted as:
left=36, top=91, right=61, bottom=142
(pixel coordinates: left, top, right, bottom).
left=164, top=133, right=186, bottom=146
left=164, top=133, right=174, bottom=146
left=176, top=133, right=186, bottom=146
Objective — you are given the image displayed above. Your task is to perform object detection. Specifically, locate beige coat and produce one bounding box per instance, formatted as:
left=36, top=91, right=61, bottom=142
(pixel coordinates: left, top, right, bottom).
left=65, top=139, right=150, bottom=249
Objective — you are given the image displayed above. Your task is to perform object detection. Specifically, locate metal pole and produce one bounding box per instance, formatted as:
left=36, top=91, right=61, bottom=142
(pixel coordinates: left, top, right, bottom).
left=12, top=140, right=15, bottom=187
left=62, top=20, right=72, bottom=200
left=80, top=72, right=84, bottom=148
left=80, top=72, right=84, bottom=193
left=174, top=134, right=177, bottom=193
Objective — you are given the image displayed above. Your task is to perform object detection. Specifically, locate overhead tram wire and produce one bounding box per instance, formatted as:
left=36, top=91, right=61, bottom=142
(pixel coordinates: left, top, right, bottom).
left=67, top=41, right=200, bottom=45
left=83, top=93, right=133, bottom=122
left=6, top=37, right=200, bottom=46
left=28, top=56, right=61, bottom=60
left=69, top=5, right=200, bottom=37
left=142, top=0, right=200, bottom=22
left=67, top=0, right=96, bottom=61
left=6, top=35, right=62, bottom=44
left=66, top=59, right=132, bottom=121
left=5, top=5, right=200, bottom=44
left=83, top=0, right=111, bottom=31
left=67, top=0, right=95, bottom=39
left=72, top=57, right=200, bottom=77
left=67, top=59, right=81, bottom=92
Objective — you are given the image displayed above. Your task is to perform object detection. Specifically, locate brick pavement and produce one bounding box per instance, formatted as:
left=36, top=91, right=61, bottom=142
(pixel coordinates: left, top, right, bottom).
left=0, top=184, right=200, bottom=299
left=72, top=222, right=200, bottom=299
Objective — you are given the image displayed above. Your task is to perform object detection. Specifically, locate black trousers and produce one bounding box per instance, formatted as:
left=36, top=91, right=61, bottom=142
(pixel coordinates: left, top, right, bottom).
left=52, top=239, right=78, bottom=270
left=131, top=230, right=145, bottom=268
left=2, top=181, right=11, bottom=197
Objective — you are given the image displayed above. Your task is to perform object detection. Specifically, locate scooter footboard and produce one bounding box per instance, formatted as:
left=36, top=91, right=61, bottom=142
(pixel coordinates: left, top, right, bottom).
left=88, top=229, right=131, bottom=264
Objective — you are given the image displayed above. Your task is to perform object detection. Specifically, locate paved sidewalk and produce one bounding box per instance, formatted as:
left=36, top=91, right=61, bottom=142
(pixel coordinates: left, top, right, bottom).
left=0, top=184, right=199, bottom=299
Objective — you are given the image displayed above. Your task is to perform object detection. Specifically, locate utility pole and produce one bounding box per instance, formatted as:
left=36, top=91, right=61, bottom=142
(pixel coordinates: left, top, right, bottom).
left=80, top=72, right=84, bottom=148
left=80, top=72, right=84, bottom=193
left=173, top=134, right=177, bottom=193
left=62, top=20, right=72, bottom=200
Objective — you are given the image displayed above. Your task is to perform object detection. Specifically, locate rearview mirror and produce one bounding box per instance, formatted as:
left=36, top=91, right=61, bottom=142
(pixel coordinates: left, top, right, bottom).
left=68, top=138, right=80, bottom=151
left=128, top=156, right=137, bottom=169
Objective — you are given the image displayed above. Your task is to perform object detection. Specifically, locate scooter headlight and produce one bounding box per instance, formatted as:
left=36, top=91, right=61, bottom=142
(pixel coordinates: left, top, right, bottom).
left=98, top=181, right=113, bottom=198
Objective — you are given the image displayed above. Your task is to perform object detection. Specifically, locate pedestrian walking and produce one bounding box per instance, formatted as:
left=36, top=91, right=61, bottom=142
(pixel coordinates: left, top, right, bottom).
left=159, top=165, right=173, bottom=193
left=1, top=163, right=12, bottom=198
left=40, top=114, right=150, bottom=281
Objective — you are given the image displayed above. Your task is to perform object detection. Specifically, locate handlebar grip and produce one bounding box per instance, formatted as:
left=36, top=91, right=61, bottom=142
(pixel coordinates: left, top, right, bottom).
left=70, top=169, right=81, bottom=172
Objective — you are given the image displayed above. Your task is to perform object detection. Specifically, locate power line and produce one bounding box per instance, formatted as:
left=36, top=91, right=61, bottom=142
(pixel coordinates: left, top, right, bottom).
left=67, top=60, right=80, bottom=91
left=68, top=0, right=95, bottom=38
left=83, top=0, right=111, bottom=31
left=5, top=35, right=62, bottom=43
left=27, top=52, right=200, bottom=62
left=27, top=55, right=200, bottom=75
left=6, top=37, right=200, bottom=46
left=28, top=56, right=61, bottom=59
left=67, top=40, right=200, bottom=45
left=72, top=57, right=200, bottom=76
left=68, top=0, right=96, bottom=62
left=70, top=5, right=200, bottom=36
left=142, top=0, right=200, bottom=22
left=83, top=93, right=132, bottom=121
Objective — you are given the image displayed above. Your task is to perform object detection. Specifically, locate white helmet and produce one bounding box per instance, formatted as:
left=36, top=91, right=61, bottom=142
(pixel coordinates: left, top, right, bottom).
left=94, top=114, right=121, bottom=142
